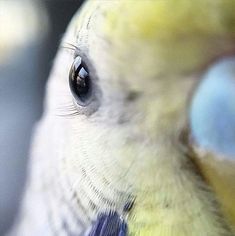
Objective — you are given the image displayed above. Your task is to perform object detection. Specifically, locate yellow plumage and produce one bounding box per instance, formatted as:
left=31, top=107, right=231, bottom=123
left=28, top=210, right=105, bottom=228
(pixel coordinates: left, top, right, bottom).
left=63, top=1, right=235, bottom=235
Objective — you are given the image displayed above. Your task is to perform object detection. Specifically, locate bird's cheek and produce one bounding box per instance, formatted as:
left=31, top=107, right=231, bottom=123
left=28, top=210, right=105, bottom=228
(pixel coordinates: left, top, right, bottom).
left=133, top=96, right=188, bottom=144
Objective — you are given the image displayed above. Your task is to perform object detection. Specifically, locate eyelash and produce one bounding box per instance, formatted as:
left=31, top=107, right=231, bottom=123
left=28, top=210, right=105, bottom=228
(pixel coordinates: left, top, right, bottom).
left=56, top=42, right=79, bottom=118
left=54, top=42, right=80, bottom=118
left=55, top=96, right=81, bottom=118
left=60, top=41, right=78, bottom=52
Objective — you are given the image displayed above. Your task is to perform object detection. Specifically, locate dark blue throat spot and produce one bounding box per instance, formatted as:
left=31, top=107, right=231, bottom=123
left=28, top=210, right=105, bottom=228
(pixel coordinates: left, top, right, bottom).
left=86, top=211, right=128, bottom=236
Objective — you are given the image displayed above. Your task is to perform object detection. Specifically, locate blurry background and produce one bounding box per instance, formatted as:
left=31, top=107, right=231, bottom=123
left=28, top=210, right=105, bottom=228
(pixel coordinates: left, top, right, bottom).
left=0, top=1, right=83, bottom=234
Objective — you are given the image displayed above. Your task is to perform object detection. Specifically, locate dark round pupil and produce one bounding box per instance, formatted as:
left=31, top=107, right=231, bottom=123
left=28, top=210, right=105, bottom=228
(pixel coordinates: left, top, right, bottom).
left=69, top=57, right=90, bottom=103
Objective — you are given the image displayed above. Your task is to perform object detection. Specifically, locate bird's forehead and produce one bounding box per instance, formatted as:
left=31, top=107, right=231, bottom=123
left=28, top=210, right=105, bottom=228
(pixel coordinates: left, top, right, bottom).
left=104, top=0, right=235, bottom=41
left=102, top=0, right=235, bottom=73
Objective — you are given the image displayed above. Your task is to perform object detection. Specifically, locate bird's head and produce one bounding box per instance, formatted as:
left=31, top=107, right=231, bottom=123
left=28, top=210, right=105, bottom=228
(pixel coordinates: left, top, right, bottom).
left=41, top=1, right=235, bottom=234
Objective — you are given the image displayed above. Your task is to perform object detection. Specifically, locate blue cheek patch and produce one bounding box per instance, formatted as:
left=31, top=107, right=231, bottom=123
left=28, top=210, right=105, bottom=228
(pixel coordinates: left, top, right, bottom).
left=87, top=211, right=128, bottom=236
left=190, top=57, right=235, bottom=159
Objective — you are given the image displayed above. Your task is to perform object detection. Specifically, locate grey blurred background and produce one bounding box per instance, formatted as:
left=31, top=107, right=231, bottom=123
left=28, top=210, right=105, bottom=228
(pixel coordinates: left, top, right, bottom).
left=0, top=1, right=83, bottom=235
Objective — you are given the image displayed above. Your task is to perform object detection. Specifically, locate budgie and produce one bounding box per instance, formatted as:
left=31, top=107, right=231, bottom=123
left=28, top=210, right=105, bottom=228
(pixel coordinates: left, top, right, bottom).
left=10, top=1, right=235, bottom=235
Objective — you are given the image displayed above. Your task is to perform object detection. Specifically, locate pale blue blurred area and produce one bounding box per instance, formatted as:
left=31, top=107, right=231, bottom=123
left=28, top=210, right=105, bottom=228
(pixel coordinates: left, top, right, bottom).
left=0, top=42, right=45, bottom=235
left=190, top=57, right=235, bottom=158
left=0, top=1, right=83, bottom=235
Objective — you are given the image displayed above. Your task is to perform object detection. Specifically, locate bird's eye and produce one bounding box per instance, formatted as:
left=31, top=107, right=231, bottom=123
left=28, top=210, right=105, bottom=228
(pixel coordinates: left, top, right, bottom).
left=190, top=57, right=235, bottom=159
left=69, top=56, right=91, bottom=106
